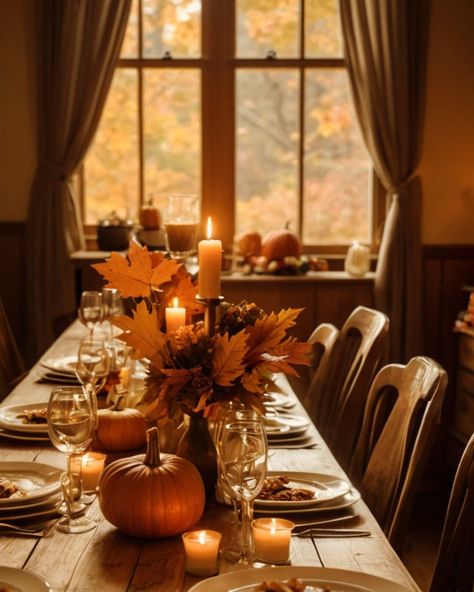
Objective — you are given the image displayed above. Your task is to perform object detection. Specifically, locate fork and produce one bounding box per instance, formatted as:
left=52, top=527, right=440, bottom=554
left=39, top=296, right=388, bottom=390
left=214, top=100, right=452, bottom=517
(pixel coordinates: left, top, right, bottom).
left=294, top=528, right=371, bottom=538
left=292, top=514, right=356, bottom=531
left=0, top=520, right=56, bottom=537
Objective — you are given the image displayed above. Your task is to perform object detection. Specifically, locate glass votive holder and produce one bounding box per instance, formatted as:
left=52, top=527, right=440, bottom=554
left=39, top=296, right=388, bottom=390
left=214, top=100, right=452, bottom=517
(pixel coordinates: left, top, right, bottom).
left=182, top=529, right=222, bottom=576
left=251, top=518, right=294, bottom=564
left=78, top=452, right=106, bottom=492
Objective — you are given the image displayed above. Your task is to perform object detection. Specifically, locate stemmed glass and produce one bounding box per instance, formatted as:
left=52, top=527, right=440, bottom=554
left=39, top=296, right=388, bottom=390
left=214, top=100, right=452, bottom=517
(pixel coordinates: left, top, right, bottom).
left=47, top=386, right=96, bottom=533
left=75, top=338, right=110, bottom=428
left=78, top=291, right=104, bottom=338
left=219, top=415, right=268, bottom=565
left=103, top=339, right=129, bottom=404
left=101, top=288, right=122, bottom=337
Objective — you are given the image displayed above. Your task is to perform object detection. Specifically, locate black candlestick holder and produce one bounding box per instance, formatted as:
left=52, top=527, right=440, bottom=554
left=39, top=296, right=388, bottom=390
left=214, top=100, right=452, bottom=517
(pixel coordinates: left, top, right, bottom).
left=196, top=295, right=224, bottom=336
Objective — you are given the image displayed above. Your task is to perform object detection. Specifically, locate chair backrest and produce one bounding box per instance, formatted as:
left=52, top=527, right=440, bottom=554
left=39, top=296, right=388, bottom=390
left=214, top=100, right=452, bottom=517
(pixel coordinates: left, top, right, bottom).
left=321, top=306, right=389, bottom=470
left=350, top=356, right=448, bottom=551
left=0, top=297, right=25, bottom=401
left=430, top=433, right=474, bottom=592
left=297, top=323, right=339, bottom=415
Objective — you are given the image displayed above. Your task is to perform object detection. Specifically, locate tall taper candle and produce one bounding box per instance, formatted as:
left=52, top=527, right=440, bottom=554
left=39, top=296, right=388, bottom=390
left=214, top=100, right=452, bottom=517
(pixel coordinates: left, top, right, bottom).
left=198, top=217, right=222, bottom=298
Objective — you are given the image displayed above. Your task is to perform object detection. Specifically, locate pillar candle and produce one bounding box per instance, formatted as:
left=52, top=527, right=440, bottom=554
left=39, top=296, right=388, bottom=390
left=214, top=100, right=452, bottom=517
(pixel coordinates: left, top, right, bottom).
left=165, top=297, right=186, bottom=333
left=252, top=518, right=294, bottom=564
left=198, top=217, right=222, bottom=298
left=182, top=530, right=222, bottom=576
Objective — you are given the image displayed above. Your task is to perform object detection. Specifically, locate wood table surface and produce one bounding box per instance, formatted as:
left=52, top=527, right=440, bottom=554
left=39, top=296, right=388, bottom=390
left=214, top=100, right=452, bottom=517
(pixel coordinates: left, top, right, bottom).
left=0, top=322, right=420, bottom=592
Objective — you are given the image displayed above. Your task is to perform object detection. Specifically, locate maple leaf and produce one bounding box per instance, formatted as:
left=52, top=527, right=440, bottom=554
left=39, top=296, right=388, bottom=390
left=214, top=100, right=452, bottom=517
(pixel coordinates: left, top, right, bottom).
left=112, top=300, right=167, bottom=366
left=92, top=242, right=180, bottom=298
left=241, top=368, right=267, bottom=393
left=212, top=330, right=249, bottom=386
left=260, top=338, right=311, bottom=376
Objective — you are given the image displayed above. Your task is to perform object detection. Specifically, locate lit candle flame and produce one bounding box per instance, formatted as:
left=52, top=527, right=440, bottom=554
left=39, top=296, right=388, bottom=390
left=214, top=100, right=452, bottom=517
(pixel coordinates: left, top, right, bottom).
left=173, top=296, right=179, bottom=308
left=206, top=216, right=213, bottom=240
left=198, top=530, right=207, bottom=545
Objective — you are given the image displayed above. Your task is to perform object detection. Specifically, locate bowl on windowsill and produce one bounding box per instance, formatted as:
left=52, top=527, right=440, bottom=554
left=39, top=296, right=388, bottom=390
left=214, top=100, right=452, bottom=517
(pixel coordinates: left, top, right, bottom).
left=97, top=212, right=136, bottom=251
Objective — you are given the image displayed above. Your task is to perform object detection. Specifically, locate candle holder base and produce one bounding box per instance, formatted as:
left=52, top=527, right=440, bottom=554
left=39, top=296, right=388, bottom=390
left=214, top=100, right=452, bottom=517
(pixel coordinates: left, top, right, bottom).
left=196, top=295, right=224, bottom=336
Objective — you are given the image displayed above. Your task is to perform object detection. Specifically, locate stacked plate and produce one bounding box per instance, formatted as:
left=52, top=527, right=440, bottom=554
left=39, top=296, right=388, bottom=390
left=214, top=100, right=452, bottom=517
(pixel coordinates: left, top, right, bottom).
left=37, top=355, right=80, bottom=385
left=0, top=461, right=62, bottom=523
left=254, top=470, right=361, bottom=515
left=264, top=414, right=314, bottom=448
left=0, top=402, right=50, bottom=442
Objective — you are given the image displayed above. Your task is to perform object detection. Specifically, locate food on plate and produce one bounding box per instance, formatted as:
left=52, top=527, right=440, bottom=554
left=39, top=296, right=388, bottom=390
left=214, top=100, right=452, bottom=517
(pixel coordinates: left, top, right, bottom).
left=17, top=407, right=48, bottom=424
left=258, top=475, right=315, bottom=501
left=253, top=578, right=330, bottom=591
left=0, top=476, right=25, bottom=499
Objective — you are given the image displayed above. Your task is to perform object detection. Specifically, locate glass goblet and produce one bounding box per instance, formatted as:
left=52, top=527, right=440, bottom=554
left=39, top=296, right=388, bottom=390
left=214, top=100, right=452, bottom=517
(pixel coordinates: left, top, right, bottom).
left=47, top=386, right=96, bottom=533
left=78, top=291, right=104, bottom=338
left=219, top=417, right=268, bottom=565
left=75, top=338, right=110, bottom=428
left=101, top=287, right=123, bottom=337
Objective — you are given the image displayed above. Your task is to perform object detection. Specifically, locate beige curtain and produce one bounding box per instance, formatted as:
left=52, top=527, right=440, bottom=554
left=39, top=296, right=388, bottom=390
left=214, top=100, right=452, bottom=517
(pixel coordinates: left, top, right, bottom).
left=339, top=0, right=431, bottom=361
left=26, top=0, right=131, bottom=360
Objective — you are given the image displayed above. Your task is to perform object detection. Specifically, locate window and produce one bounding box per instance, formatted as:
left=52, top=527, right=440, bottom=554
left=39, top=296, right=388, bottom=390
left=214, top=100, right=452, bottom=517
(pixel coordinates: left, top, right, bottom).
left=82, top=0, right=373, bottom=252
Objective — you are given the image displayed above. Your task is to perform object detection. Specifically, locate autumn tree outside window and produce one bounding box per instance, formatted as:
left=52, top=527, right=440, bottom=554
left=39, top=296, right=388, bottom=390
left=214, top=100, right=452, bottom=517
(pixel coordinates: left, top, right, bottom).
left=81, top=0, right=374, bottom=253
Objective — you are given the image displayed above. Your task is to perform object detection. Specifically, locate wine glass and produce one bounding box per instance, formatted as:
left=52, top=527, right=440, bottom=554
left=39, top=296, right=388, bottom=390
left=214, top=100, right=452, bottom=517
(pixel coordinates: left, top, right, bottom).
left=47, top=386, right=96, bottom=533
left=75, top=338, right=110, bottom=428
left=101, top=287, right=123, bottom=337
left=78, top=291, right=104, bottom=338
left=163, top=194, right=200, bottom=261
left=219, top=417, right=268, bottom=565
left=103, top=339, right=129, bottom=404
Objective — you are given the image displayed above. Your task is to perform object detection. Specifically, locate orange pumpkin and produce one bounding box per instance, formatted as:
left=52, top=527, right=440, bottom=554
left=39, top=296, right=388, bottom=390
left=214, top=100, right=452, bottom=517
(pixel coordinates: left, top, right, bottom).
left=95, top=398, right=147, bottom=452
left=235, top=230, right=262, bottom=258
left=99, top=427, right=205, bottom=538
left=139, top=198, right=162, bottom=230
left=261, top=225, right=301, bottom=260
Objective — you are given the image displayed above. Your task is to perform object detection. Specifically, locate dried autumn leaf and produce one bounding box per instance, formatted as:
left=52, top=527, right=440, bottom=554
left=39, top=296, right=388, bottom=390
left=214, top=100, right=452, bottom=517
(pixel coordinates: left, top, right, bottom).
left=92, top=241, right=180, bottom=298
left=112, top=300, right=167, bottom=366
left=245, top=308, right=304, bottom=362
left=212, top=330, right=249, bottom=386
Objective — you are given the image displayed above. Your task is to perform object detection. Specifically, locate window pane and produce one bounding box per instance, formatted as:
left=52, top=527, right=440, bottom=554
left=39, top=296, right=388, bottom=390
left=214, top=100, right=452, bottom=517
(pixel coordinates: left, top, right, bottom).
left=304, top=70, right=370, bottom=244
left=84, top=69, right=138, bottom=224
left=236, top=0, right=299, bottom=58
left=236, top=69, right=299, bottom=237
left=143, top=69, right=201, bottom=206
left=305, top=0, right=342, bottom=58
left=143, top=0, right=201, bottom=58
left=120, top=0, right=139, bottom=58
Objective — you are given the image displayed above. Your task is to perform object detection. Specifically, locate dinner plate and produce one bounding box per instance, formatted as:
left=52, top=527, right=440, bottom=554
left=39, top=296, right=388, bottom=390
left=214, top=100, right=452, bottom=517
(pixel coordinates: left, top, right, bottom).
left=0, top=428, right=50, bottom=442
left=265, top=415, right=310, bottom=438
left=0, top=504, right=61, bottom=522
left=0, top=462, right=62, bottom=507
left=36, top=369, right=80, bottom=385
left=0, top=566, right=52, bottom=592
left=0, top=403, right=49, bottom=433
left=187, top=566, right=411, bottom=592
left=0, top=492, right=62, bottom=514
left=40, top=355, right=78, bottom=375
left=255, top=472, right=351, bottom=509
left=264, top=392, right=296, bottom=409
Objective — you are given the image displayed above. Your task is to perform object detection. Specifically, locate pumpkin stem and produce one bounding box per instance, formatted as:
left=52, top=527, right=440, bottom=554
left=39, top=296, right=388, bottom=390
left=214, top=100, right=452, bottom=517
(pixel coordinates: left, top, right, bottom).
left=285, top=221, right=292, bottom=230
left=144, top=427, right=161, bottom=467
left=109, top=394, right=126, bottom=411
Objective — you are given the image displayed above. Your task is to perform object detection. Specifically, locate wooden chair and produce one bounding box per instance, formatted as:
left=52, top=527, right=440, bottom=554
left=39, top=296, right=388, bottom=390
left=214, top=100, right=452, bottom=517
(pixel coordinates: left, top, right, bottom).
left=320, top=306, right=389, bottom=471
left=293, top=323, right=339, bottom=414
left=350, top=356, right=448, bottom=551
left=0, top=297, right=25, bottom=401
left=430, top=433, right=474, bottom=592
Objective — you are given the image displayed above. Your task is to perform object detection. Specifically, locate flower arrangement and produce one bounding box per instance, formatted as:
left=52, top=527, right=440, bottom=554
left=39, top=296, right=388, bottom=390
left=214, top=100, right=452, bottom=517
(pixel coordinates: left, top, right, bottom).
left=93, top=242, right=311, bottom=424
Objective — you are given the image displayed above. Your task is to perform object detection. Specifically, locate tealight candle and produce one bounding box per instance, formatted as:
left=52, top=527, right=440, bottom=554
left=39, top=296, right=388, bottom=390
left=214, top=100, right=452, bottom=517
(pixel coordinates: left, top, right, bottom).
left=344, top=240, right=370, bottom=277
left=252, top=518, right=294, bottom=564
left=165, top=297, right=186, bottom=333
left=198, top=217, right=222, bottom=298
left=182, top=529, right=222, bottom=576
left=80, top=452, right=106, bottom=492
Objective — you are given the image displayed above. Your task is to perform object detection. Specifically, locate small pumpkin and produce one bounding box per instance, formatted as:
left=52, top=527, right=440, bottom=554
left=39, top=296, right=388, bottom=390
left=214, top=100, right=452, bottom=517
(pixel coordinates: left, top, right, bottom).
left=99, top=427, right=205, bottom=538
left=95, top=397, right=147, bottom=452
left=139, top=197, right=162, bottom=230
left=261, top=223, right=302, bottom=261
left=234, top=230, right=262, bottom=258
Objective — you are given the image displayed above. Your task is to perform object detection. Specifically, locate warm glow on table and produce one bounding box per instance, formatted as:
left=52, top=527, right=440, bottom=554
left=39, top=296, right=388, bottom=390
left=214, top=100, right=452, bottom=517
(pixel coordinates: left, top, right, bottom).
left=198, top=217, right=222, bottom=299
left=182, top=529, right=221, bottom=576
left=80, top=452, right=106, bottom=492
left=165, top=297, right=186, bottom=333
left=252, top=517, right=294, bottom=564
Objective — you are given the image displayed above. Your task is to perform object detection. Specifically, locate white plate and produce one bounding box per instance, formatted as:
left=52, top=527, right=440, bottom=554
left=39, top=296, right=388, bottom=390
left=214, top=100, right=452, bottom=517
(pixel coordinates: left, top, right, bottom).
left=0, top=462, right=62, bottom=507
left=187, top=566, right=411, bottom=592
left=0, top=504, right=61, bottom=522
left=37, top=370, right=80, bottom=384
left=40, top=355, right=78, bottom=375
left=255, top=473, right=350, bottom=509
left=0, top=428, right=50, bottom=442
left=264, top=392, right=296, bottom=409
left=0, top=566, right=52, bottom=592
left=0, top=492, right=62, bottom=514
left=0, top=403, right=49, bottom=433
left=265, top=415, right=310, bottom=438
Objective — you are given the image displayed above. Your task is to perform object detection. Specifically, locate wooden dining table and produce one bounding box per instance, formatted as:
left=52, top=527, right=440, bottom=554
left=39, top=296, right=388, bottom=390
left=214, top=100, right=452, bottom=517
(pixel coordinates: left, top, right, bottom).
left=0, top=321, right=420, bottom=592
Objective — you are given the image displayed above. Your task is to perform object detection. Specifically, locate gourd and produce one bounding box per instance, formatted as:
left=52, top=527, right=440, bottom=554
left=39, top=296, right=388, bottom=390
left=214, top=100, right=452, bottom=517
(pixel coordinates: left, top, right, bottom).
left=139, top=198, right=161, bottom=230
left=261, top=224, right=302, bottom=261
left=235, top=230, right=262, bottom=258
left=98, top=427, right=205, bottom=538
left=95, top=397, right=147, bottom=452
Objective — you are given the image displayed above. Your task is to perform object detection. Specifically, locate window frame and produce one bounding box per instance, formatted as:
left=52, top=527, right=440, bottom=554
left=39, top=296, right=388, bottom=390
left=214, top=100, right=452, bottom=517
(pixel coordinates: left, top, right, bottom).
left=80, top=0, right=383, bottom=255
